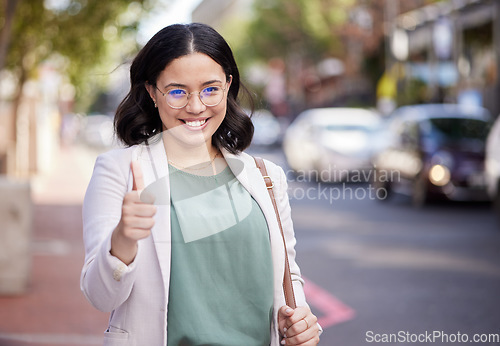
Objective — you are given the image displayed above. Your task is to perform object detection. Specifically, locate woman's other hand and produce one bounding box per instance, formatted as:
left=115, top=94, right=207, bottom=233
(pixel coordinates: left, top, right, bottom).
left=278, top=305, right=320, bottom=345
left=110, top=161, right=156, bottom=265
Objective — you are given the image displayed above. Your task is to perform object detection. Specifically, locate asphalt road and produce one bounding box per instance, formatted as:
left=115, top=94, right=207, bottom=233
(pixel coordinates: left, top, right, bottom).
left=249, top=146, right=500, bottom=346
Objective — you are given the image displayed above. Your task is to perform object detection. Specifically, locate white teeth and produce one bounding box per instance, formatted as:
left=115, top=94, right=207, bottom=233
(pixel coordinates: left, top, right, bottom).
left=184, top=119, right=206, bottom=127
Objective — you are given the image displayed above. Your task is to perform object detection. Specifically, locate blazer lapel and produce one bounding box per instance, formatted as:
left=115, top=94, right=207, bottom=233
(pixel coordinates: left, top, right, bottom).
left=134, top=135, right=172, bottom=296
left=223, top=150, right=269, bottom=208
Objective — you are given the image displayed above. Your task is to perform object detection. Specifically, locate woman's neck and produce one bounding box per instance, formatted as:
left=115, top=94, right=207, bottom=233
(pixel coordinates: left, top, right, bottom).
left=162, top=134, right=220, bottom=168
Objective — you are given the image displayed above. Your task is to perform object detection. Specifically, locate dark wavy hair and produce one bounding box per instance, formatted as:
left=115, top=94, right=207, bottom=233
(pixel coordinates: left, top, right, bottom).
left=114, top=23, right=254, bottom=153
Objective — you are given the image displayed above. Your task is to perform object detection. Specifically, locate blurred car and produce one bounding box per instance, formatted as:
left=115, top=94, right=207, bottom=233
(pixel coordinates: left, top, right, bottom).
left=251, top=109, right=283, bottom=147
left=373, top=104, right=492, bottom=207
left=283, top=107, right=382, bottom=182
left=485, top=115, right=500, bottom=221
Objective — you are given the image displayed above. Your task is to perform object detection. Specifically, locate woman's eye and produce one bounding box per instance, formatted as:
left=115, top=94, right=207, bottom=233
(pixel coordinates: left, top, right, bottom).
left=202, top=86, right=221, bottom=95
left=168, top=89, right=187, bottom=98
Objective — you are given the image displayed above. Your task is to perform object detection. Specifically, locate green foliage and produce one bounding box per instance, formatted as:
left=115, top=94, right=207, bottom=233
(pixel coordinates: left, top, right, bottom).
left=6, top=0, right=47, bottom=78
left=3, top=0, right=154, bottom=111
left=245, top=0, right=355, bottom=63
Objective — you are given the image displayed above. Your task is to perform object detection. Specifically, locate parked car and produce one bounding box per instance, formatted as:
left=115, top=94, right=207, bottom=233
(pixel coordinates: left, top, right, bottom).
left=485, top=115, right=500, bottom=222
left=283, top=107, right=382, bottom=182
left=251, top=109, right=283, bottom=147
left=373, top=104, right=492, bottom=207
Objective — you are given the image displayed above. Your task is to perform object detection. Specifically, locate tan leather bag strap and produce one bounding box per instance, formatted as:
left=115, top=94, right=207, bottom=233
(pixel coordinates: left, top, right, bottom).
left=254, top=156, right=297, bottom=309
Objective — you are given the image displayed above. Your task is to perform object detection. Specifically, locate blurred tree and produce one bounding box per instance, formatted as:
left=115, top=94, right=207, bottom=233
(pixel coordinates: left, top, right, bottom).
left=236, top=0, right=352, bottom=114
left=246, top=0, right=353, bottom=63
left=4, top=0, right=155, bottom=109
left=0, top=0, right=20, bottom=72
left=242, top=0, right=385, bottom=114
left=238, top=0, right=446, bottom=113
left=0, top=0, right=158, bottom=175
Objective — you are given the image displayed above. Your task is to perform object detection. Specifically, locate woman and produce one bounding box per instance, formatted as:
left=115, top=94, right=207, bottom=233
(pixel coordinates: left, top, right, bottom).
left=81, top=23, right=320, bottom=346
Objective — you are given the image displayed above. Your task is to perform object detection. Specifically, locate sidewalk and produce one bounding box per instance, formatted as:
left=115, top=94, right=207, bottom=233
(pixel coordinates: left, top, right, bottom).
left=0, top=145, right=109, bottom=346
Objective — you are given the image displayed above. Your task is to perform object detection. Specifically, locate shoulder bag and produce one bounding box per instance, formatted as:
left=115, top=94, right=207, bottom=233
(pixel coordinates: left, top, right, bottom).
left=253, top=156, right=297, bottom=309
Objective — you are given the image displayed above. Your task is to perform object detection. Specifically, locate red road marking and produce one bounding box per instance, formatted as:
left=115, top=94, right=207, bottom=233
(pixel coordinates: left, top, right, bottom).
left=303, top=277, right=356, bottom=329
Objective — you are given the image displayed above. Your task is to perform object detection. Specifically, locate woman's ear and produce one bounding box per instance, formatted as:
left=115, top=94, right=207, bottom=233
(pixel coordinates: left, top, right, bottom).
left=145, top=82, right=157, bottom=107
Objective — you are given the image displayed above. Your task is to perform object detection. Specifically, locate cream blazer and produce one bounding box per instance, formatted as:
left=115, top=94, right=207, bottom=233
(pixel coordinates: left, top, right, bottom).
left=81, top=135, right=310, bottom=346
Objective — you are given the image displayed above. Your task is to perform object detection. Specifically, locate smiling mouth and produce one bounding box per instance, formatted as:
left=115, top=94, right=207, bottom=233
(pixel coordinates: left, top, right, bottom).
left=182, top=119, right=207, bottom=128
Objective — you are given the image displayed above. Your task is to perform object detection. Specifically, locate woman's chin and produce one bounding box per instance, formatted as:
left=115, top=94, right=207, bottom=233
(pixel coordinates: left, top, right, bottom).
left=161, top=126, right=211, bottom=149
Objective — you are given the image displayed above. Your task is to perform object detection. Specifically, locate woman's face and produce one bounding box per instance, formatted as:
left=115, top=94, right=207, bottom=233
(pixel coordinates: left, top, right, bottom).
left=148, top=52, right=231, bottom=150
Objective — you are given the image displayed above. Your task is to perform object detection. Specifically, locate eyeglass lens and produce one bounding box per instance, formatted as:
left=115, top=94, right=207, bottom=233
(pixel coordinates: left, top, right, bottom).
left=166, top=85, right=225, bottom=108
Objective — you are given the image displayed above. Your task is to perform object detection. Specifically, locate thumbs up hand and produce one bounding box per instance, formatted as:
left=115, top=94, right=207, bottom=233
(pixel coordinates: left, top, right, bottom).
left=110, top=161, right=157, bottom=265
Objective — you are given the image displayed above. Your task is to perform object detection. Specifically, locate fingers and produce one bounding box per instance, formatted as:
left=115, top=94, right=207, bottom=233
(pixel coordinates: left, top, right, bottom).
left=122, top=203, right=157, bottom=217
left=131, top=161, right=145, bottom=192
left=282, top=320, right=320, bottom=346
left=121, top=215, right=156, bottom=231
left=281, top=306, right=307, bottom=331
left=121, top=191, right=157, bottom=233
left=280, top=306, right=320, bottom=345
left=278, top=305, right=294, bottom=336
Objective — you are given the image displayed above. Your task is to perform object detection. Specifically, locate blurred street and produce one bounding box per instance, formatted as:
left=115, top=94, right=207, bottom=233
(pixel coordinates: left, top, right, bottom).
left=0, top=143, right=499, bottom=345
left=1, top=0, right=500, bottom=345
left=250, top=146, right=500, bottom=346
left=0, top=145, right=108, bottom=346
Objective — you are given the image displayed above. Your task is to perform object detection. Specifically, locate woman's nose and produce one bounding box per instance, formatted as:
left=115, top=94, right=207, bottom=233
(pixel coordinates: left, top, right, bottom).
left=185, top=93, right=206, bottom=114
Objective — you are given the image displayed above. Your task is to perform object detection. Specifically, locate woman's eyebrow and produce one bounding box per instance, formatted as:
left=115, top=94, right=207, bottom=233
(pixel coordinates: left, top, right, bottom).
left=201, top=79, right=224, bottom=86
left=163, top=82, right=186, bottom=89
left=163, top=79, right=224, bottom=89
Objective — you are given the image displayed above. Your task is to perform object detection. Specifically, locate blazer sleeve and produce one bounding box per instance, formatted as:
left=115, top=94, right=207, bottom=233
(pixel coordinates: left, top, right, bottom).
left=80, top=150, right=141, bottom=312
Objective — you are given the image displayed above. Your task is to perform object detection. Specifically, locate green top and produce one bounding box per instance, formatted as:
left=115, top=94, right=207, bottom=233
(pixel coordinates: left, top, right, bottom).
left=167, top=165, right=274, bottom=346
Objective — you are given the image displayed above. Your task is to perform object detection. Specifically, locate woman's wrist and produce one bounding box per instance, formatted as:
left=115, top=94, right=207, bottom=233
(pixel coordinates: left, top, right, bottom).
left=110, top=226, right=138, bottom=265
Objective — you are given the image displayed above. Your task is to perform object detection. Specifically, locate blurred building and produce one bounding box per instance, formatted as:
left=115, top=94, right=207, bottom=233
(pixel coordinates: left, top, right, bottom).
left=0, top=63, right=62, bottom=177
left=388, top=0, right=500, bottom=117
left=192, top=0, right=499, bottom=119
left=192, top=0, right=381, bottom=115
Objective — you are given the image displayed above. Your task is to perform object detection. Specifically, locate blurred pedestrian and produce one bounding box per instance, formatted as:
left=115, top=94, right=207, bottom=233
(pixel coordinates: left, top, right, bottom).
left=81, top=23, right=320, bottom=346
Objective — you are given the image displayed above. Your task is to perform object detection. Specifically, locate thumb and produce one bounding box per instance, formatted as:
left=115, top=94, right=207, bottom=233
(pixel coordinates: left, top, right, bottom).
left=279, top=305, right=294, bottom=318
left=131, top=161, right=145, bottom=192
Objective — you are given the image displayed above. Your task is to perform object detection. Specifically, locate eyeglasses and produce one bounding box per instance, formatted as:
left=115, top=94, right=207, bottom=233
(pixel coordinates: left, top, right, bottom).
left=155, top=80, right=230, bottom=109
